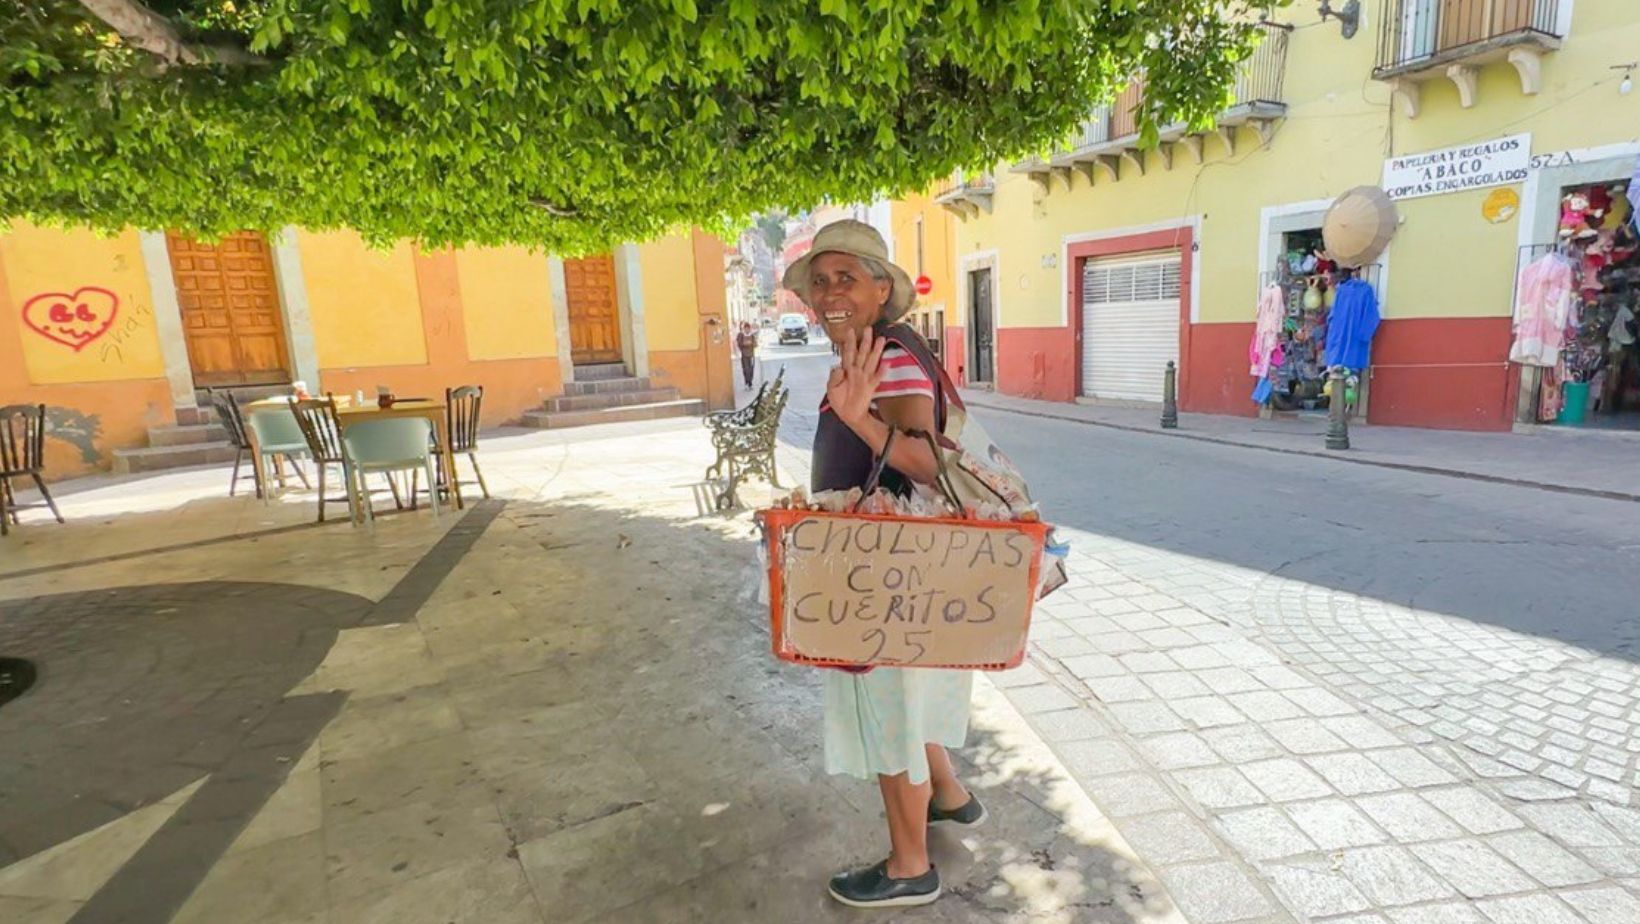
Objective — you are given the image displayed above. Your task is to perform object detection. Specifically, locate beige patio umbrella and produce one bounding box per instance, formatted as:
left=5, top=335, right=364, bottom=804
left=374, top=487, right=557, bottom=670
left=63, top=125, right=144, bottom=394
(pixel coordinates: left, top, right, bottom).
left=1322, top=186, right=1399, bottom=268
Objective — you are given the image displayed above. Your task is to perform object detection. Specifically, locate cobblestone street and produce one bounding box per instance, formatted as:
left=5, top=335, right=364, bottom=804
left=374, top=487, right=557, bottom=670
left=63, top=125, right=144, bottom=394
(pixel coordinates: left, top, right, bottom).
left=764, top=348, right=1640, bottom=924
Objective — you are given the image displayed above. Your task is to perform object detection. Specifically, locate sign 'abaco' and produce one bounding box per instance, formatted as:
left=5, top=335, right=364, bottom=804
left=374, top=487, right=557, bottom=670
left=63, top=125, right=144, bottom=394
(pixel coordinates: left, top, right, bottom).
left=1381, top=134, right=1531, bottom=201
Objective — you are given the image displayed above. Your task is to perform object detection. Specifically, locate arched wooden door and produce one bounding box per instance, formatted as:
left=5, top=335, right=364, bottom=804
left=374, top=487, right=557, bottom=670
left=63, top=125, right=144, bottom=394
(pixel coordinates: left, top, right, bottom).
left=167, top=231, right=291, bottom=386
left=564, top=254, right=623, bottom=364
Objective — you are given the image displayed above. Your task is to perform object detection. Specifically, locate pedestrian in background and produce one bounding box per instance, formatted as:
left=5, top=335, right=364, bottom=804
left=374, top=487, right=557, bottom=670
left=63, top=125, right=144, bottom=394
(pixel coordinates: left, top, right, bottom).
left=782, top=220, right=985, bottom=909
left=735, top=321, right=759, bottom=388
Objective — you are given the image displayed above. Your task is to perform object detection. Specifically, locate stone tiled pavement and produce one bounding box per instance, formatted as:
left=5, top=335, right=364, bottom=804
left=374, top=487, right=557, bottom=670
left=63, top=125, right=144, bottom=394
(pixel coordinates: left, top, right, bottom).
left=759, top=349, right=1640, bottom=924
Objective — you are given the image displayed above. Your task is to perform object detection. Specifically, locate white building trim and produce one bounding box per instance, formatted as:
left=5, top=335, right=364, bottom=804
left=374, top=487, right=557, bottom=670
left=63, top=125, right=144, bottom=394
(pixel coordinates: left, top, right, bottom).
left=269, top=226, right=321, bottom=390
left=546, top=256, right=574, bottom=383
left=137, top=231, right=197, bottom=410
left=613, top=243, right=649, bottom=378
left=1519, top=140, right=1640, bottom=252
left=1061, top=215, right=1204, bottom=324
left=1256, top=197, right=1393, bottom=313
left=956, top=248, right=1001, bottom=328
left=956, top=248, right=1001, bottom=383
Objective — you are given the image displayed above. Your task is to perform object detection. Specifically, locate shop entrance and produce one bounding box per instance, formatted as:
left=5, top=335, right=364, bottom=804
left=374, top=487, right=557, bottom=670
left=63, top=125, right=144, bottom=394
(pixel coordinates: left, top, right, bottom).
left=1262, top=228, right=1334, bottom=417
left=968, top=268, right=995, bottom=384
left=1522, top=179, right=1640, bottom=430
left=1254, top=227, right=1379, bottom=420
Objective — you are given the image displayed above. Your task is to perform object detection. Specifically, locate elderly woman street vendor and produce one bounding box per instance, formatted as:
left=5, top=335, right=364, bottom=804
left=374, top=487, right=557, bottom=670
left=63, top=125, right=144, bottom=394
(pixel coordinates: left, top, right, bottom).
left=781, top=220, right=984, bottom=909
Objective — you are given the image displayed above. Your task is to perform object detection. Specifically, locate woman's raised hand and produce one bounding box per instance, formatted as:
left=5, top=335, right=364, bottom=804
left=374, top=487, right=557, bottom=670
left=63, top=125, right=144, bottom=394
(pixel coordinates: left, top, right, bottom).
left=825, top=327, right=887, bottom=426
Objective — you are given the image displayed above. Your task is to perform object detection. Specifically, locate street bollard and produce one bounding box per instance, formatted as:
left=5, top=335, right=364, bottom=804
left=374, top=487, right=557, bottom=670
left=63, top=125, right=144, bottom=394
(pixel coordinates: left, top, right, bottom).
left=1161, top=361, right=1179, bottom=429
left=1326, top=367, right=1350, bottom=450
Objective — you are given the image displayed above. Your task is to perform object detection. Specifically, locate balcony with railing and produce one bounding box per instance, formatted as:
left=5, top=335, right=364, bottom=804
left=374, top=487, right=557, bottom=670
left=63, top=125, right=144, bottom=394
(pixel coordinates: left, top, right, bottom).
left=1010, top=21, right=1290, bottom=192
left=1373, top=0, right=1563, bottom=117
left=933, top=173, right=996, bottom=218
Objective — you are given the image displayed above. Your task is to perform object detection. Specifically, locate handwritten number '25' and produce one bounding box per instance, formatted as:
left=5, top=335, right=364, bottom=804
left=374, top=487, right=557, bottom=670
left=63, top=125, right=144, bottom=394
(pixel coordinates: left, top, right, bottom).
left=858, top=629, right=932, bottom=665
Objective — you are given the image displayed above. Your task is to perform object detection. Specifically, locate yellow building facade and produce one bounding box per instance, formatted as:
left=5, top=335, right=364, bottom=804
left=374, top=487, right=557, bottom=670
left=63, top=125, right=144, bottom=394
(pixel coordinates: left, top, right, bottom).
left=936, top=1, right=1639, bottom=431
left=891, top=187, right=961, bottom=379
left=1, top=222, right=731, bottom=478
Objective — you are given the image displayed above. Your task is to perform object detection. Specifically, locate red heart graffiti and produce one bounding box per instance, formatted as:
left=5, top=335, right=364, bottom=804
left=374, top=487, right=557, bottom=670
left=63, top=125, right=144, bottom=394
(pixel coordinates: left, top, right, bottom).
left=21, top=287, right=119, bottom=351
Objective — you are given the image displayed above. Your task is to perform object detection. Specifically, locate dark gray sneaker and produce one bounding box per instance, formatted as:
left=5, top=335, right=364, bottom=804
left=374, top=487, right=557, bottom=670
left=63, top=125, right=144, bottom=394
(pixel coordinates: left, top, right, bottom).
left=928, top=793, right=987, bottom=828
left=827, top=860, right=941, bottom=908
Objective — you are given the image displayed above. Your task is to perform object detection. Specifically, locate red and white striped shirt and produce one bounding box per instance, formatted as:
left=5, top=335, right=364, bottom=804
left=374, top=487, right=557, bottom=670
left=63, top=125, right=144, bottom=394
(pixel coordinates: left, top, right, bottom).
left=874, top=344, right=935, bottom=401
left=818, top=341, right=935, bottom=414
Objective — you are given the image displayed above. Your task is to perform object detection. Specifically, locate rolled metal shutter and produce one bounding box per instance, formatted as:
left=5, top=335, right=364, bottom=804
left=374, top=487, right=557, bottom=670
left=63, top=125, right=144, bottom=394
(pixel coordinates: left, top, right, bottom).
left=1080, top=253, right=1182, bottom=402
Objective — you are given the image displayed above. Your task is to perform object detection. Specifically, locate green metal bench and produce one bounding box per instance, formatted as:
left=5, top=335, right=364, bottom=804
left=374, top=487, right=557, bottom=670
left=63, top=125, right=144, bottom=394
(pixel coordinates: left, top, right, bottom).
left=705, top=371, right=788, bottom=510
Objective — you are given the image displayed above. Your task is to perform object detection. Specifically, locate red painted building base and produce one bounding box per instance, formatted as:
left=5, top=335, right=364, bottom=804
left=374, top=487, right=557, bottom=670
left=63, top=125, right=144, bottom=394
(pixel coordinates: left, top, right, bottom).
left=995, top=327, right=1077, bottom=402
left=944, top=215, right=1516, bottom=432
left=953, top=315, right=1517, bottom=433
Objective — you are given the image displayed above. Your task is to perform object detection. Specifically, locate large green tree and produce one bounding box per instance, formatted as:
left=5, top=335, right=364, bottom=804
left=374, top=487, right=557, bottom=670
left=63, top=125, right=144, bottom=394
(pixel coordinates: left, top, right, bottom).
left=3, top=0, right=1273, bottom=252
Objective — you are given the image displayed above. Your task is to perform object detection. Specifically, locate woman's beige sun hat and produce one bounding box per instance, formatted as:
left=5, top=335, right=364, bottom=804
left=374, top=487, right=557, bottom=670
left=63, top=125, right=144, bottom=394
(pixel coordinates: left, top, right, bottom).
left=780, top=219, right=915, bottom=321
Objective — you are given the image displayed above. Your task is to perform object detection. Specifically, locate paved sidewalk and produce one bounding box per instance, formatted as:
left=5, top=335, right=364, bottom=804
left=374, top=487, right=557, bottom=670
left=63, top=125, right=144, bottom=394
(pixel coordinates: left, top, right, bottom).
left=0, top=419, right=1184, bottom=924
left=766, top=356, right=1640, bottom=924
left=961, top=391, right=1640, bottom=502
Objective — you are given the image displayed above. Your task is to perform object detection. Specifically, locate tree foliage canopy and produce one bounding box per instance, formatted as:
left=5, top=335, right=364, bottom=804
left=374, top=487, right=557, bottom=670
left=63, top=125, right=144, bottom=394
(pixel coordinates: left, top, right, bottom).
left=3, top=0, right=1274, bottom=252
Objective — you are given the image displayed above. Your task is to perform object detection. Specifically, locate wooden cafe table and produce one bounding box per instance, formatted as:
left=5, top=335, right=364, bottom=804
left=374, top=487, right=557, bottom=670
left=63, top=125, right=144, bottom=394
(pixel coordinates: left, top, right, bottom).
left=243, top=396, right=462, bottom=514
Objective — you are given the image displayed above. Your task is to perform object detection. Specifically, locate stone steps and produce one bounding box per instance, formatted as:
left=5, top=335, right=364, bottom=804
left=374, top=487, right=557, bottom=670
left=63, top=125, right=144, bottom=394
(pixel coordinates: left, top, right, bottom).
left=145, top=423, right=229, bottom=447
left=112, top=441, right=241, bottom=475
left=574, top=363, right=630, bottom=382
left=194, top=384, right=292, bottom=406
left=565, top=376, right=654, bottom=397
left=543, top=388, right=681, bottom=413
left=521, top=399, right=704, bottom=429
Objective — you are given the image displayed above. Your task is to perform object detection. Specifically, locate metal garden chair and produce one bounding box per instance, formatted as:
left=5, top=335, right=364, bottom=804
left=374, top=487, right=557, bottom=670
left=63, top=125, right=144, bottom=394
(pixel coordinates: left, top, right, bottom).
left=291, top=397, right=358, bottom=523
left=0, top=404, right=65, bottom=537
left=435, top=384, right=489, bottom=505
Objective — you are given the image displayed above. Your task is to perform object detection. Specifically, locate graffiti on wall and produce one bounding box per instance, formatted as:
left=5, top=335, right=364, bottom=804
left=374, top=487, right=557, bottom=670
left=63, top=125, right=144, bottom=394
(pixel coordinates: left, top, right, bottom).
left=21, top=287, right=118, bottom=351
left=96, top=300, right=154, bottom=366
left=43, top=406, right=104, bottom=465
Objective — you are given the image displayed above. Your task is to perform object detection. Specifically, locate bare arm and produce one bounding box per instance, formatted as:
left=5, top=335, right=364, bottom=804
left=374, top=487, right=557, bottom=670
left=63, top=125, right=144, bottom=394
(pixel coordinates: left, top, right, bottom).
left=849, top=395, right=939, bottom=486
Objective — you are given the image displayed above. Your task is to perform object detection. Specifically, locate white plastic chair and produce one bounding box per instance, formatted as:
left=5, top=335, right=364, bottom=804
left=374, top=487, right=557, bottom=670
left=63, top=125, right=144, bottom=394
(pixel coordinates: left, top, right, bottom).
left=245, top=405, right=314, bottom=502
left=341, top=418, right=439, bottom=527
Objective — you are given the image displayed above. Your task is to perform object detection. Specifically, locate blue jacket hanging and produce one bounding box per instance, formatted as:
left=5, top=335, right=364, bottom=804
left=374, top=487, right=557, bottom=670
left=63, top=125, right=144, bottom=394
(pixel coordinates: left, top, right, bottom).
left=1324, top=278, right=1380, bottom=370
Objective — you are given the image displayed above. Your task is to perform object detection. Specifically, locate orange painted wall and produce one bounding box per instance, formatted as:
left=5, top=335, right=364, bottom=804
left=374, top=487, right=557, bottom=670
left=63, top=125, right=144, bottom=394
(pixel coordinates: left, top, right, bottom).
left=639, top=231, right=734, bottom=411
left=316, top=249, right=561, bottom=426
left=0, top=228, right=175, bottom=479
left=692, top=231, right=735, bottom=412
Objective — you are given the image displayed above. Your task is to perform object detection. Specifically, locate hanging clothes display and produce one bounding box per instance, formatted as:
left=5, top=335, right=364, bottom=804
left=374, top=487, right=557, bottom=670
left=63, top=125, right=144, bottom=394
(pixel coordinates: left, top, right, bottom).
left=1509, top=252, right=1575, bottom=366
left=1526, top=177, right=1640, bottom=426
left=1248, top=283, right=1286, bottom=377
left=1323, top=277, right=1380, bottom=370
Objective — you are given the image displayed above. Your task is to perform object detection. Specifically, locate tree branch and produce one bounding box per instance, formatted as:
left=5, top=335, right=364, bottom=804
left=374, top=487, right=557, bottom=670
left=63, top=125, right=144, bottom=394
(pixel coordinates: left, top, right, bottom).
left=77, top=0, right=265, bottom=68
left=527, top=198, right=581, bottom=217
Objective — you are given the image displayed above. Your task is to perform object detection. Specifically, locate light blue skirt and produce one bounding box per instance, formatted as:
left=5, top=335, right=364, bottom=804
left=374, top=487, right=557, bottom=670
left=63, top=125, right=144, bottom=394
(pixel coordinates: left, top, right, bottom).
left=823, top=667, right=975, bottom=785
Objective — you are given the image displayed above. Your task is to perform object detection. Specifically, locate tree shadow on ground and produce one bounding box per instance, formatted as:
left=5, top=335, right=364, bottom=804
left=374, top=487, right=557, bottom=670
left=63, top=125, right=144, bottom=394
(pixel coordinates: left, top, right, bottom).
left=0, top=490, right=1175, bottom=924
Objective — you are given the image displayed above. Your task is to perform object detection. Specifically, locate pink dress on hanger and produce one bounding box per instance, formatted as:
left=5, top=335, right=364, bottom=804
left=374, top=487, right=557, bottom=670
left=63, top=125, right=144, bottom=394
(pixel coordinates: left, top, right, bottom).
left=1249, top=284, right=1286, bottom=376
left=1509, top=254, right=1574, bottom=367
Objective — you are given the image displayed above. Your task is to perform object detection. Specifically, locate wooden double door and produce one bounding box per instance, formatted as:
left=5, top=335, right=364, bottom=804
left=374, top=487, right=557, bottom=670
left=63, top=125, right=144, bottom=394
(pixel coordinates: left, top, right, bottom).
left=564, top=254, right=623, bottom=365
left=167, top=231, right=291, bottom=386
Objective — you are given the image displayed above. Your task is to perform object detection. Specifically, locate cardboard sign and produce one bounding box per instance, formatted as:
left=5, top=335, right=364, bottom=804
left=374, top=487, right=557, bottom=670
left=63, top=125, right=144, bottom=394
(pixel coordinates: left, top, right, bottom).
left=763, top=509, right=1047, bottom=670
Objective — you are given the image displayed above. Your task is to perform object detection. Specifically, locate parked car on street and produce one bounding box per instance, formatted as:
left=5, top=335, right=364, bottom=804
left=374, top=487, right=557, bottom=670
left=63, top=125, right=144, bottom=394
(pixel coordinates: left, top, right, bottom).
left=777, top=313, right=810, bottom=345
